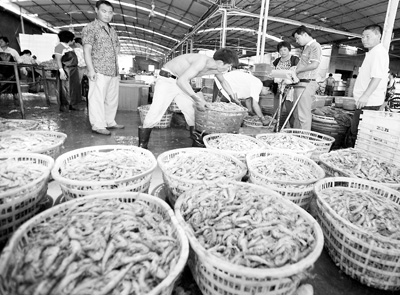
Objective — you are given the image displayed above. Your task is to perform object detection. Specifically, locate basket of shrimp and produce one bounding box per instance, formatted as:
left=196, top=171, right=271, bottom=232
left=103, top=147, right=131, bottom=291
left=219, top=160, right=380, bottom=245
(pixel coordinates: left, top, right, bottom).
left=314, top=177, right=400, bottom=290
left=0, top=118, right=40, bottom=132
left=242, top=115, right=276, bottom=128
left=319, top=148, right=400, bottom=191
left=157, top=148, right=247, bottom=207
left=246, top=150, right=325, bottom=209
left=138, top=104, right=173, bottom=129
left=51, top=145, right=157, bottom=201
left=281, top=128, right=335, bottom=162
left=255, top=133, right=317, bottom=158
left=195, top=102, right=248, bottom=134
left=203, top=133, right=265, bottom=165
left=0, top=192, right=189, bottom=295
left=0, top=153, right=54, bottom=247
left=0, top=131, right=67, bottom=160
left=174, top=181, right=324, bottom=295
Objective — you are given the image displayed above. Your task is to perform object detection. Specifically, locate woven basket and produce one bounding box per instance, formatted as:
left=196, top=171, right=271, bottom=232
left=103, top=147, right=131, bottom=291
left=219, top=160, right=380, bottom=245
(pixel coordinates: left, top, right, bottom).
left=174, top=181, right=324, bottom=295
left=195, top=105, right=248, bottom=134
left=0, top=131, right=67, bottom=159
left=138, top=104, right=173, bottom=128
left=319, top=149, right=400, bottom=191
left=246, top=150, right=325, bottom=208
left=203, top=133, right=265, bottom=164
left=0, top=192, right=189, bottom=295
left=242, top=115, right=276, bottom=128
left=0, top=153, right=54, bottom=246
left=281, top=128, right=335, bottom=162
left=168, top=100, right=182, bottom=113
left=255, top=133, right=317, bottom=158
left=0, top=119, right=39, bottom=132
left=157, top=148, right=247, bottom=206
left=51, top=145, right=157, bottom=201
left=314, top=177, right=400, bottom=290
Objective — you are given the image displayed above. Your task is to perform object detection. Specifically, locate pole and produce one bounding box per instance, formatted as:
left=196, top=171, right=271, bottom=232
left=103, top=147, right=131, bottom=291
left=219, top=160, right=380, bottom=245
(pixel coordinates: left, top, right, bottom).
left=382, top=0, right=399, bottom=50
left=221, top=8, right=227, bottom=48
left=256, top=0, right=266, bottom=60
left=260, top=0, right=270, bottom=62
left=20, top=7, right=25, bottom=34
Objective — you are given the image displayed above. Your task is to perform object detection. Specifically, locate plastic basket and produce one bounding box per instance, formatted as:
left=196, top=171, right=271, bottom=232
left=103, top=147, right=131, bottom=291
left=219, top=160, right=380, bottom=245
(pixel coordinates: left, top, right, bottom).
left=314, top=177, right=400, bottom=290
left=0, top=153, right=54, bottom=246
left=138, top=104, right=173, bottom=128
left=203, top=133, right=265, bottom=164
left=168, top=100, right=182, bottom=113
left=281, top=129, right=335, bottom=162
left=51, top=145, right=157, bottom=201
left=255, top=133, right=317, bottom=158
left=0, top=119, right=39, bottom=132
left=246, top=150, right=325, bottom=208
left=0, top=131, right=67, bottom=159
left=242, top=115, right=276, bottom=128
left=0, top=192, right=189, bottom=295
left=174, top=181, right=324, bottom=295
left=195, top=104, right=248, bottom=134
left=319, top=148, right=400, bottom=191
left=157, top=148, right=247, bottom=206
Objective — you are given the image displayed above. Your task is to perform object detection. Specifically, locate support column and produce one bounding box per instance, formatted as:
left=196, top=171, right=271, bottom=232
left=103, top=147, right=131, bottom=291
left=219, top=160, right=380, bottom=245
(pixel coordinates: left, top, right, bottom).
left=382, top=0, right=399, bottom=50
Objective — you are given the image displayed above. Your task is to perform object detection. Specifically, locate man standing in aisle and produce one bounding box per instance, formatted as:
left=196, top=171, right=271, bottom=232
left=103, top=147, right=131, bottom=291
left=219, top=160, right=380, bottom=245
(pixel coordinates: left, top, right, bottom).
left=82, top=0, right=124, bottom=135
left=292, top=26, right=322, bottom=130
left=323, top=73, right=335, bottom=96
left=344, top=24, right=389, bottom=147
left=138, top=48, right=239, bottom=149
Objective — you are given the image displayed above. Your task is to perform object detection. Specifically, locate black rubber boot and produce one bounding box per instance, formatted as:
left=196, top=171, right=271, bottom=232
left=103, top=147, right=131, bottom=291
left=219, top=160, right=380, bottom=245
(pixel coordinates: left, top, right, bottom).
left=138, top=127, right=152, bottom=149
left=189, top=126, right=206, bottom=148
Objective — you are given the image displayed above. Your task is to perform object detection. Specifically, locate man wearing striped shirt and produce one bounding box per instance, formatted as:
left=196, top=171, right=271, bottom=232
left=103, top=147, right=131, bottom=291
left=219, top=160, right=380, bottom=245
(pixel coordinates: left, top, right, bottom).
left=292, top=26, right=322, bottom=130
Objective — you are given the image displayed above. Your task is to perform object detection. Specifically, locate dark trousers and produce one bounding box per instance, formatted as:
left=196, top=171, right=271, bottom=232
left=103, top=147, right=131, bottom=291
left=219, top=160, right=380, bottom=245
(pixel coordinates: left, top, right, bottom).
left=344, top=105, right=381, bottom=148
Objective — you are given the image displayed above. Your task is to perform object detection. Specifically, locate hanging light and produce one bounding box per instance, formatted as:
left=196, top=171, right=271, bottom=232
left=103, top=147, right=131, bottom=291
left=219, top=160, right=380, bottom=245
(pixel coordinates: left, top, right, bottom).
left=149, top=0, right=155, bottom=18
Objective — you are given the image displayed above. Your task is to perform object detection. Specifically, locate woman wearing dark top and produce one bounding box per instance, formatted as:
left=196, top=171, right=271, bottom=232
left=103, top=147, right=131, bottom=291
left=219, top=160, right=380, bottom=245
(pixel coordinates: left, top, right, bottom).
left=54, top=30, right=82, bottom=112
left=272, top=41, right=299, bottom=127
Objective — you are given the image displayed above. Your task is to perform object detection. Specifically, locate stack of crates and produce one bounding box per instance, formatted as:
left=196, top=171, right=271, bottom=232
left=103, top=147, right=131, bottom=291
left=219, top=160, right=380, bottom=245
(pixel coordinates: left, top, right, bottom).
left=355, top=110, right=400, bottom=166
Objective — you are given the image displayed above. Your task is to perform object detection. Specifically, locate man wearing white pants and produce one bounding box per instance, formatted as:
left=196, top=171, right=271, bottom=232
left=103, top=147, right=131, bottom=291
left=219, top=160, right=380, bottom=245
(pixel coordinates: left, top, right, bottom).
left=139, top=48, right=239, bottom=149
left=82, top=0, right=124, bottom=135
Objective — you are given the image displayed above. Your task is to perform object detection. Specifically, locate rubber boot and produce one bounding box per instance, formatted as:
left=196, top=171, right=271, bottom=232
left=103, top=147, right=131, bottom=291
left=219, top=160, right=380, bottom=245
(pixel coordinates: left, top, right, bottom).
left=189, top=126, right=206, bottom=148
left=138, top=127, right=152, bottom=149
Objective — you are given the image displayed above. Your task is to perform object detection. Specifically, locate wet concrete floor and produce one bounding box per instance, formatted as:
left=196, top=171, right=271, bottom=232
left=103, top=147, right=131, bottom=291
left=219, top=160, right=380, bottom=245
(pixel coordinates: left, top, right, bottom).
left=0, top=93, right=398, bottom=295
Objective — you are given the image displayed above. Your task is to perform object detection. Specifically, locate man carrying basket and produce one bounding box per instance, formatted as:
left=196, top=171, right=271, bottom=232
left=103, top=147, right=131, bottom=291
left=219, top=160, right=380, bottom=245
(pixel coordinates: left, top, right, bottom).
left=138, top=48, right=239, bottom=149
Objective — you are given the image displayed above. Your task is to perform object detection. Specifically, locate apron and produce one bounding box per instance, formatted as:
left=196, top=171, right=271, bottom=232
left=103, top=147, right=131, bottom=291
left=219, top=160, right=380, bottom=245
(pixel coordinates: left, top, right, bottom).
left=59, top=50, right=81, bottom=106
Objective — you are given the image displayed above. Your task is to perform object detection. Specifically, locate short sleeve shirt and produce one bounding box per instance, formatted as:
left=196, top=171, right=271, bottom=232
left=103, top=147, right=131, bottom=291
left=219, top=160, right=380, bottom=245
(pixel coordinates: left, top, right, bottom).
left=297, top=39, right=321, bottom=80
left=215, top=71, right=263, bottom=102
left=0, top=47, right=22, bottom=63
left=353, top=43, right=389, bottom=106
left=82, top=18, right=119, bottom=77
left=54, top=43, right=73, bottom=56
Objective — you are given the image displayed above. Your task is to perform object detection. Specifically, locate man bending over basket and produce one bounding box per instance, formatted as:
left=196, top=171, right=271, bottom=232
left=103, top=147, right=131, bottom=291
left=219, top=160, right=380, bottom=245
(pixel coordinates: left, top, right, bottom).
left=138, top=48, right=239, bottom=149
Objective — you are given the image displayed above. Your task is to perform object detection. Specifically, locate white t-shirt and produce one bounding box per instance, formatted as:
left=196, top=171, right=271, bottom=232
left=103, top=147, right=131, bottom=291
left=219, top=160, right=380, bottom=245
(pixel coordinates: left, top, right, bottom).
left=215, top=70, right=263, bottom=102
left=353, top=43, right=389, bottom=106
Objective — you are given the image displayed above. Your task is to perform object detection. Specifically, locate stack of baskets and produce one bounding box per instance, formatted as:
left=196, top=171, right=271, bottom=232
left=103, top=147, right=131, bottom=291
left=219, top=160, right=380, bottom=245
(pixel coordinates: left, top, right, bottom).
left=281, top=129, right=335, bottom=162
left=311, top=114, right=348, bottom=149
left=0, top=131, right=67, bottom=159
left=203, top=133, right=265, bottom=165
left=0, top=153, right=54, bottom=247
left=138, top=104, right=173, bottom=128
left=255, top=133, right=316, bottom=158
left=246, top=150, right=325, bottom=208
left=0, top=192, right=189, bottom=295
left=51, top=145, right=157, bottom=201
left=157, top=148, right=247, bottom=206
left=195, top=103, right=248, bottom=134
left=314, top=177, right=400, bottom=291
left=174, top=181, right=324, bottom=295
